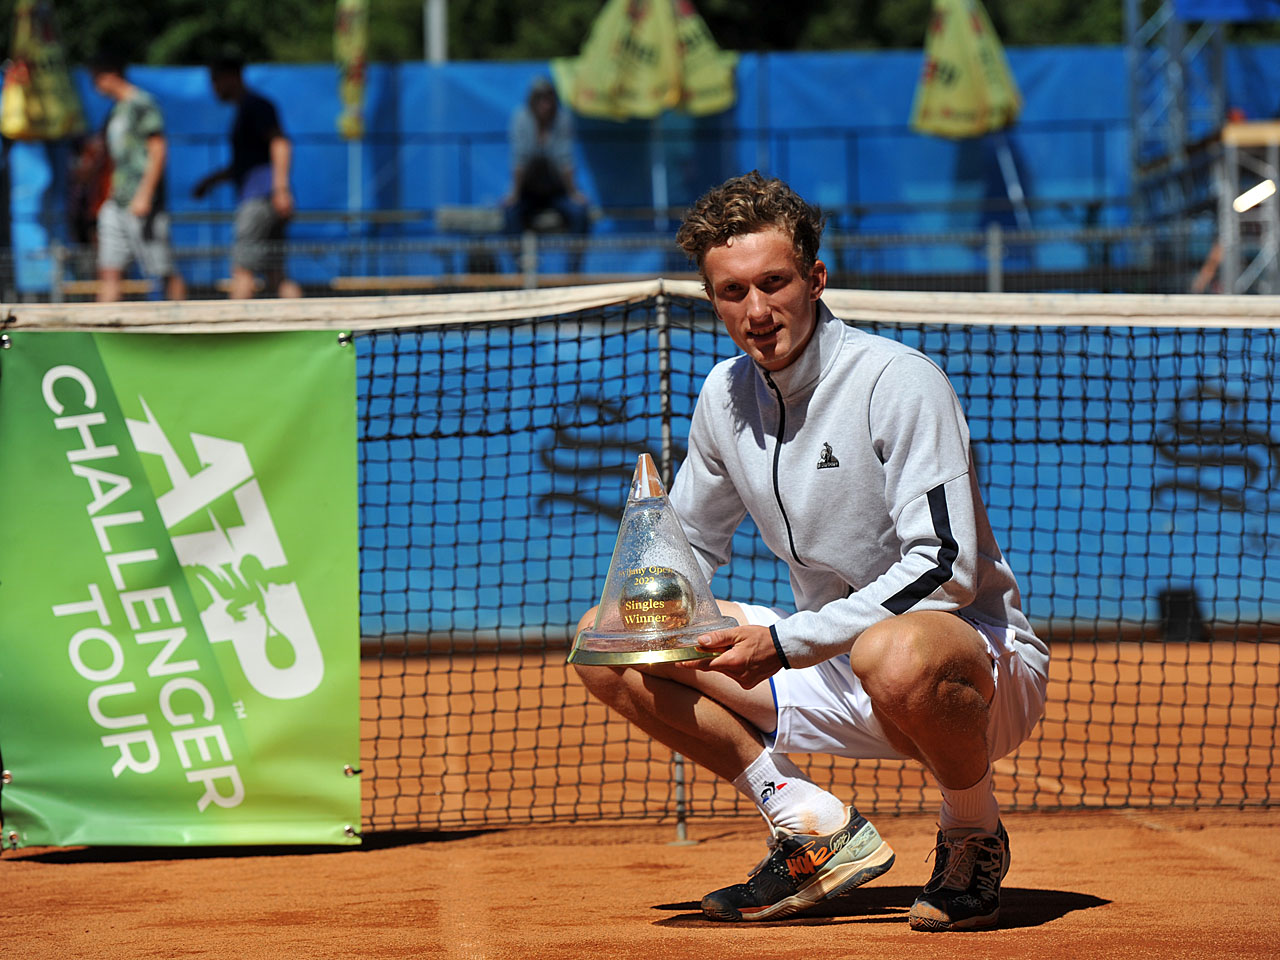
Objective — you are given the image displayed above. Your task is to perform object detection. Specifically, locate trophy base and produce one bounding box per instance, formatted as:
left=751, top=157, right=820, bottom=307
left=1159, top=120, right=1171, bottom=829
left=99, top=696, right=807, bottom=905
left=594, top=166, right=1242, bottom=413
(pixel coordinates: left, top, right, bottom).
left=565, top=615, right=737, bottom=666
left=566, top=643, right=719, bottom=666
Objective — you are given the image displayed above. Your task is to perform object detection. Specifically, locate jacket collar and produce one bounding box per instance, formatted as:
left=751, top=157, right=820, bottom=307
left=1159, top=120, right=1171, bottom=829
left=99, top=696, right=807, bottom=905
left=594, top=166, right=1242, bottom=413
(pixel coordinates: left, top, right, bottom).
left=755, top=300, right=843, bottom=400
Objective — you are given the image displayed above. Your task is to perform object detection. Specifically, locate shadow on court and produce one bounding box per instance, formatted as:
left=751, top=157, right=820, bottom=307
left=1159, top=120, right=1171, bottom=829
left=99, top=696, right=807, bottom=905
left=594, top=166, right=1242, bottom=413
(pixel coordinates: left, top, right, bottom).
left=651, top=885, right=1110, bottom=929
left=3, top=828, right=498, bottom=863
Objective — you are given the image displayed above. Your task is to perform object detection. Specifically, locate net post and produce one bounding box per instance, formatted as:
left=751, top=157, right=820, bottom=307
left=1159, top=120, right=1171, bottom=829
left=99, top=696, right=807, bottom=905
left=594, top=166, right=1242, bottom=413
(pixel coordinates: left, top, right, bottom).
left=670, top=748, right=697, bottom=846
left=657, top=292, right=673, bottom=477
left=657, top=291, right=697, bottom=845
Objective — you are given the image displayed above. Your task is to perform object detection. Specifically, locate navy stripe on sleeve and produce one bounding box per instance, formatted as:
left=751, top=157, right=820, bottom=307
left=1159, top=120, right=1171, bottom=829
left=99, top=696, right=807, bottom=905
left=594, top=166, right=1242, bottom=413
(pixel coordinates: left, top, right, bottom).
left=881, top=485, right=959, bottom=614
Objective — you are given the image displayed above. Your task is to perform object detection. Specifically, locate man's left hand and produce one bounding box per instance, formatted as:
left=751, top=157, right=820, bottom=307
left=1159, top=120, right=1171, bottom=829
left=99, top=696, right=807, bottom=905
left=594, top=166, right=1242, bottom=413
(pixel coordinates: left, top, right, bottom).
left=678, top=624, right=781, bottom=689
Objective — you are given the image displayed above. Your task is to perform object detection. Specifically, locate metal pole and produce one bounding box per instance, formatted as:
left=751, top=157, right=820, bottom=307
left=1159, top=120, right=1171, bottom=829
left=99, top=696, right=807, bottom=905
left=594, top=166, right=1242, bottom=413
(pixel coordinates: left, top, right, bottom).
left=657, top=292, right=673, bottom=484
left=993, top=133, right=1031, bottom=232
left=1220, top=142, right=1241, bottom=292
left=348, top=139, right=362, bottom=226
left=1164, top=6, right=1188, bottom=168
left=985, top=221, right=1003, bottom=293
left=651, top=119, right=668, bottom=232
left=1123, top=0, right=1143, bottom=222
left=1209, top=25, right=1226, bottom=130
left=1265, top=143, right=1279, bottom=295
left=521, top=231, right=538, bottom=288
left=425, top=0, right=447, bottom=64
left=49, top=241, right=65, bottom=304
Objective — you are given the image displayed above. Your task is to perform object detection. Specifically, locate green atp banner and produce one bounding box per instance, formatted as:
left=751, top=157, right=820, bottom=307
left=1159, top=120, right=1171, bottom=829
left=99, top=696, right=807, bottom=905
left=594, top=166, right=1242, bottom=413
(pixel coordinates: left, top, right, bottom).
left=0, top=331, right=359, bottom=847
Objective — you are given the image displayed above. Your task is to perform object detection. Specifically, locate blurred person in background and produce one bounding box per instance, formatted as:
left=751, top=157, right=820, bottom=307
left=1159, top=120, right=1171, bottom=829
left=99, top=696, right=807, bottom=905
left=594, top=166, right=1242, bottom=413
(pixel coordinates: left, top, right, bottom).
left=503, top=76, right=590, bottom=271
left=193, top=53, right=302, bottom=299
left=88, top=52, right=186, bottom=302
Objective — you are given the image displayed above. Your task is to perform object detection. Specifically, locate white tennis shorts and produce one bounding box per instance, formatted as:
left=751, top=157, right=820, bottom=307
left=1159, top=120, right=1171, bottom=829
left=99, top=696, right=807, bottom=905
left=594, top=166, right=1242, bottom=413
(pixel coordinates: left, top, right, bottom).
left=738, top=603, right=1048, bottom=761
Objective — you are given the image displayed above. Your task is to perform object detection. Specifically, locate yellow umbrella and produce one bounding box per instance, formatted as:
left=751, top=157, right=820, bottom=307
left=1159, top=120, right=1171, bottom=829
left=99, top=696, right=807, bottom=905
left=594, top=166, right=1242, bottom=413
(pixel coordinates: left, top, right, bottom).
left=550, top=0, right=737, bottom=120
left=335, top=0, right=369, bottom=223
left=0, top=0, right=84, bottom=141
left=335, top=0, right=369, bottom=141
left=549, top=0, right=736, bottom=221
left=910, top=0, right=1020, bottom=139
left=910, top=0, right=1028, bottom=228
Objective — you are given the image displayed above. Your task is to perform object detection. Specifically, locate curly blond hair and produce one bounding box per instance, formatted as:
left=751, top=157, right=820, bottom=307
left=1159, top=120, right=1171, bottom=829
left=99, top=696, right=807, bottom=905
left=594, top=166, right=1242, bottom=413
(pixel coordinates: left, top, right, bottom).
left=675, top=171, right=825, bottom=280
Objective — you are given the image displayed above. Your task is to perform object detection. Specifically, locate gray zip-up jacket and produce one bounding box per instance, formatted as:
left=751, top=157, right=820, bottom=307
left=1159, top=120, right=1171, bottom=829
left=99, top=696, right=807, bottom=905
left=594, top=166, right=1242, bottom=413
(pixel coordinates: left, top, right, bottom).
left=669, top=301, right=1048, bottom=677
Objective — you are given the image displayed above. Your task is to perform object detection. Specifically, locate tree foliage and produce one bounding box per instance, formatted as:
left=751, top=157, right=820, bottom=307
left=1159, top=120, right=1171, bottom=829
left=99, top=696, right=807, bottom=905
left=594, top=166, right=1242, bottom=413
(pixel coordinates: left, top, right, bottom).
left=2, top=0, right=1277, bottom=66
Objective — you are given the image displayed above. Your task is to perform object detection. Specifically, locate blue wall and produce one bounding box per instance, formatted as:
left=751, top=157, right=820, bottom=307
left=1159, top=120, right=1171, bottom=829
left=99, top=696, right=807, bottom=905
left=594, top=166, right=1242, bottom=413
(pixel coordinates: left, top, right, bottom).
left=355, top=312, right=1280, bottom=639
left=10, top=44, right=1280, bottom=291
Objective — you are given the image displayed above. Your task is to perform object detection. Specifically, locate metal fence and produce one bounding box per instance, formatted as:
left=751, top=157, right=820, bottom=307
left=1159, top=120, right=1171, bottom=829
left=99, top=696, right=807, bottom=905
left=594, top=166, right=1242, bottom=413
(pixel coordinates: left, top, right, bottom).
left=4, top=216, right=1232, bottom=304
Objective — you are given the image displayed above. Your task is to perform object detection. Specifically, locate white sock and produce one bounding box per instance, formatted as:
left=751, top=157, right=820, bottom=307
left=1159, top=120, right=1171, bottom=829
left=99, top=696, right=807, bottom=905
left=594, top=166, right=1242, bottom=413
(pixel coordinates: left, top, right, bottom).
left=731, top=749, right=848, bottom=835
left=938, top=764, right=1000, bottom=835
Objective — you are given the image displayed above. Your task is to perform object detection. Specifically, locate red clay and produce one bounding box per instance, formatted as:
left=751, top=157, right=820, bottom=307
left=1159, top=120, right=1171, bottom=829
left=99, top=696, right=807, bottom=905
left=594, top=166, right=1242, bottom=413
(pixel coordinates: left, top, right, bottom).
left=6, top=808, right=1277, bottom=959
left=7, top=640, right=1277, bottom=957
left=360, top=640, right=1280, bottom=830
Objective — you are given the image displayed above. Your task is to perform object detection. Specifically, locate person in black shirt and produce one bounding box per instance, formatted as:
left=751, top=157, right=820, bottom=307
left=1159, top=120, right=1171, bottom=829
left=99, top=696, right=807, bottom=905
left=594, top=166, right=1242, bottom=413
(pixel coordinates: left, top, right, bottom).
left=193, top=55, right=301, bottom=299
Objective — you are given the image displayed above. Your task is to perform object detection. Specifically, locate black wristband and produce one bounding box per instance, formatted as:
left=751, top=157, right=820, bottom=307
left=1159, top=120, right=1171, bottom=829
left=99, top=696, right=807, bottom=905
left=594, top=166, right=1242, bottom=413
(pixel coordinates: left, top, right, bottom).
left=769, top=624, right=791, bottom=670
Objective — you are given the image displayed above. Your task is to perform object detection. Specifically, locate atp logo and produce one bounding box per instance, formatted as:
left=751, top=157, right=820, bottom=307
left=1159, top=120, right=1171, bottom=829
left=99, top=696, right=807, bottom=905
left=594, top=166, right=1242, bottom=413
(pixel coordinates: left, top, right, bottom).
left=126, top=398, right=324, bottom=701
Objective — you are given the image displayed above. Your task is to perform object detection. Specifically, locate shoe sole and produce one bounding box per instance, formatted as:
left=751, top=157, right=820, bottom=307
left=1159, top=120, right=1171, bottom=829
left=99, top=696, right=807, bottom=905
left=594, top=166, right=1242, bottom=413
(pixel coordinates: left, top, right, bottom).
left=704, top=836, right=897, bottom=922
left=908, top=907, right=999, bottom=932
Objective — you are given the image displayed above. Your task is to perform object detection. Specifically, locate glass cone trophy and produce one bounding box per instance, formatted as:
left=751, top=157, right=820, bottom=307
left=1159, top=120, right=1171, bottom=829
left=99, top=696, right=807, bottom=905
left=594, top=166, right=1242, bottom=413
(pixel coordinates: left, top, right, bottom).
left=568, top=453, right=737, bottom=665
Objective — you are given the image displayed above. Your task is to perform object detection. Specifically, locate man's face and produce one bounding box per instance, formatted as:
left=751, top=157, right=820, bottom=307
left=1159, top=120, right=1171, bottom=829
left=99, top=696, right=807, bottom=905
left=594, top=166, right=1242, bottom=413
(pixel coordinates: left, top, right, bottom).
left=531, top=91, right=556, bottom=123
left=703, top=226, right=826, bottom=372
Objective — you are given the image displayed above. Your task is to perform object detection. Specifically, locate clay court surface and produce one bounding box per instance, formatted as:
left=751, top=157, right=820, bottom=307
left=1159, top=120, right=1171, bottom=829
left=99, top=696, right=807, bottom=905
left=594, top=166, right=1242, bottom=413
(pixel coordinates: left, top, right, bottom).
left=5, top=807, right=1278, bottom=959
left=6, top=640, right=1278, bottom=957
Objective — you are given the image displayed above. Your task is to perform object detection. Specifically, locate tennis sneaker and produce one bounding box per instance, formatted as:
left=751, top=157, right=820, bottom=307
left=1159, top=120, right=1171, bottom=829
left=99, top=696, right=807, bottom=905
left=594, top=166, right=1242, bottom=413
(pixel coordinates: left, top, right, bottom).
left=908, top=822, right=1010, bottom=931
left=700, top=807, right=895, bottom=922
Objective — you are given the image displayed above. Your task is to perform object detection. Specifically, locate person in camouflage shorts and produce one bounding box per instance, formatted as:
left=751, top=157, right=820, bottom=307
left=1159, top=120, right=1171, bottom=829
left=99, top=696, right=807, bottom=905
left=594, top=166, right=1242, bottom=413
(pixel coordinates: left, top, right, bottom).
left=89, top=52, right=186, bottom=302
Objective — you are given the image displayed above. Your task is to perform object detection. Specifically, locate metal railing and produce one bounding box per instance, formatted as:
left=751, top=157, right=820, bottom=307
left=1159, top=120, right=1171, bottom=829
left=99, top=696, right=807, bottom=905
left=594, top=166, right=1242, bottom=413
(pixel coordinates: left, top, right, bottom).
left=1, top=216, right=1229, bottom=304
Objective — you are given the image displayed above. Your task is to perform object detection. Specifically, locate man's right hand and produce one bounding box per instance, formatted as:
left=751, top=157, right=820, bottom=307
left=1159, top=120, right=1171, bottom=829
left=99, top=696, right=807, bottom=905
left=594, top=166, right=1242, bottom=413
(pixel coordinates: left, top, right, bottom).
left=677, top=623, right=783, bottom=690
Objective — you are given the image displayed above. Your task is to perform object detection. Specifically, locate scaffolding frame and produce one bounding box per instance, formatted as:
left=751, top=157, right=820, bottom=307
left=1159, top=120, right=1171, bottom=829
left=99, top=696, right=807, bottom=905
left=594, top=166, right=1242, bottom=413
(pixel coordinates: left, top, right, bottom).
left=1126, top=0, right=1279, bottom=293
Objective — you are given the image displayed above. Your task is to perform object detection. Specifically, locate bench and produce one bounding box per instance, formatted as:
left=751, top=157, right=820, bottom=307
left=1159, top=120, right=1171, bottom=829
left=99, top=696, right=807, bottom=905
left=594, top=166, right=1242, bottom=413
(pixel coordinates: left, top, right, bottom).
left=57, top=278, right=155, bottom=299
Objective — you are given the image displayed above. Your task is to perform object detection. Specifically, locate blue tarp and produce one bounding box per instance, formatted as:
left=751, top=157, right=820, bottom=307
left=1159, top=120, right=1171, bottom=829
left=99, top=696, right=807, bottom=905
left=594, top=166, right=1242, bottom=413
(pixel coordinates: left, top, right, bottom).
left=354, top=315, right=1280, bottom=637
left=1175, top=0, right=1280, bottom=21
left=10, top=44, right=1280, bottom=291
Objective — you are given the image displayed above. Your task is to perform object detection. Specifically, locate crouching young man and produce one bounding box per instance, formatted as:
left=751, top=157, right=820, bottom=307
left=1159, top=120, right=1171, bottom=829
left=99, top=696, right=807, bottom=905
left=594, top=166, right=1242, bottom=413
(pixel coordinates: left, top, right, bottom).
left=573, top=171, right=1048, bottom=930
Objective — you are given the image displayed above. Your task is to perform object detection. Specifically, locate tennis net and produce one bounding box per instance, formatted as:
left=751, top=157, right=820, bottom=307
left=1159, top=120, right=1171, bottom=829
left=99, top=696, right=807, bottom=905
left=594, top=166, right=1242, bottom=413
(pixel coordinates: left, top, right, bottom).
left=15, top=283, right=1279, bottom=831
left=348, top=283, right=1279, bottom=830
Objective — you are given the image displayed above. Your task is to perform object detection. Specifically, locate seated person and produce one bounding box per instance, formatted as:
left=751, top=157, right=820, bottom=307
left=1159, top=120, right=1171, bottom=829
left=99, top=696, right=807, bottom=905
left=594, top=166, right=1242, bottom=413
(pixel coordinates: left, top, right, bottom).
left=503, top=77, right=590, bottom=243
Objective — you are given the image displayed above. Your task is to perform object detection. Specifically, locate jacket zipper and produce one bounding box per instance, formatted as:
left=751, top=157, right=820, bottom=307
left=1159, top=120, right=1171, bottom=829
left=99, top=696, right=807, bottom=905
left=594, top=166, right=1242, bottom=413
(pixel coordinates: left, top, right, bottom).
left=762, top=369, right=808, bottom=568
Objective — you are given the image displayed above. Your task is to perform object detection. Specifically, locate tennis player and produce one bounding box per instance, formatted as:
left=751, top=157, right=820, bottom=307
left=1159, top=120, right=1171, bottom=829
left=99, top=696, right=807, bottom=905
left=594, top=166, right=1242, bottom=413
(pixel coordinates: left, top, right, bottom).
left=573, top=171, right=1049, bottom=930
